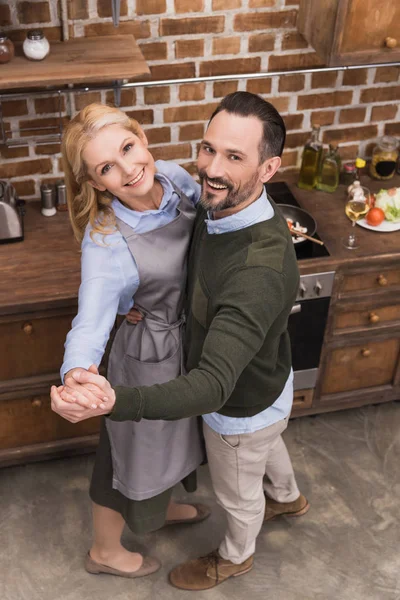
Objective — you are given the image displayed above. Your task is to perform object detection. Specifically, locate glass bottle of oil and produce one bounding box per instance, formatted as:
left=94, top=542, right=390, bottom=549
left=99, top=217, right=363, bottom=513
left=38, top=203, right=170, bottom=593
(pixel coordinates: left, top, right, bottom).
left=298, top=127, right=323, bottom=190
left=316, top=144, right=340, bottom=192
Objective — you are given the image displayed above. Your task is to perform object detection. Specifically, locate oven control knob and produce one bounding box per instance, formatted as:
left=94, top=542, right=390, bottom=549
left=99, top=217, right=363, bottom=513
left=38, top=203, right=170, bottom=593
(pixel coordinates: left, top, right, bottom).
left=299, top=282, right=307, bottom=298
left=314, top=281, right=323, bottom=296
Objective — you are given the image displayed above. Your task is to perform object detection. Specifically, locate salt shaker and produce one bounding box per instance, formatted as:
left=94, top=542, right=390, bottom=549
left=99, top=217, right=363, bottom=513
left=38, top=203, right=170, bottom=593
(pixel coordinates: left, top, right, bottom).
left=56, top=180, right=68, bottom=212
left=23, top=30, right=50, bottom=61
left=41, top=183, right=56, bottom=217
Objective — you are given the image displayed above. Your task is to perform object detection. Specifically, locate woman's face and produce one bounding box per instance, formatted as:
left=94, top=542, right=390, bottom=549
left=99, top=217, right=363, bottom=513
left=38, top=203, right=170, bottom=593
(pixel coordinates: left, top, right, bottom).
left=82, top=124, right=156, bottom=207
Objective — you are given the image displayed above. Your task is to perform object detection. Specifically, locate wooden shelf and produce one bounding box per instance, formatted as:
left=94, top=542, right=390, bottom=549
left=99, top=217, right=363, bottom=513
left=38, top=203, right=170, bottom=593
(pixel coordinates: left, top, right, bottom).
left=0, top=35, right=150, bottom=91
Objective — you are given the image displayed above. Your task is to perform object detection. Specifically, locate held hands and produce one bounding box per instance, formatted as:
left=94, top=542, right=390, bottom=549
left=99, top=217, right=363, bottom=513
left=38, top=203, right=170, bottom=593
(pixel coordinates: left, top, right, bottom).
left=125, top=307, right=143, bottom=325
left=50, top=364, right=116, bottom=423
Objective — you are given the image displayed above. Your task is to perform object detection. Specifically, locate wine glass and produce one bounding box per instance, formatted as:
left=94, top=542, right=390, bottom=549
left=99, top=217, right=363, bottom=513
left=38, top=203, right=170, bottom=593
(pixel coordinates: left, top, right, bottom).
left=342, top=186, right=370, bottom=249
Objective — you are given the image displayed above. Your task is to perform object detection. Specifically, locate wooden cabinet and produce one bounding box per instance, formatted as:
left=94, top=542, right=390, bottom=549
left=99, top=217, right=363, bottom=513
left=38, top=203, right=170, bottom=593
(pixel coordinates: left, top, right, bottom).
left=298, top=0, right=400, bottom=66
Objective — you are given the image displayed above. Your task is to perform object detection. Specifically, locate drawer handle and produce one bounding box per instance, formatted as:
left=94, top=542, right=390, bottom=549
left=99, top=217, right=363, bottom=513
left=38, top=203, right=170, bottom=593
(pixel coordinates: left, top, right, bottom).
left=22, top=322, right=34, bottom=335
left=385, top=37, right=397, bottom=49
left=368, top=312, right=380, bottom=324
left=377, top=274, right=388, bottom=286
left=31, top=398, right=42, bottom=408
left=361, top=348, right=371, bottom=358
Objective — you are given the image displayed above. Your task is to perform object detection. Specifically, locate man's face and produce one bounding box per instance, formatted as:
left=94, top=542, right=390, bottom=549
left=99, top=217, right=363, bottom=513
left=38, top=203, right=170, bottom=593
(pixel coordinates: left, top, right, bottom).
left=197, top=110, right=266, bottom=213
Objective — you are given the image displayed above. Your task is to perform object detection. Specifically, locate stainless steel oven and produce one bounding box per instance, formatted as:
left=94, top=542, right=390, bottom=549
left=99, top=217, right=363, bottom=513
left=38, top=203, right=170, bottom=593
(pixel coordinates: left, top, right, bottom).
left=288, top=271, right=335, bottom=390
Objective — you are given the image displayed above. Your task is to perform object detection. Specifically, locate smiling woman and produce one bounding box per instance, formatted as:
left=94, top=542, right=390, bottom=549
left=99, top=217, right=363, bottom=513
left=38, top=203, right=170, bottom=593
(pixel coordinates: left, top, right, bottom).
left=50, top=102, right=206, bottom=578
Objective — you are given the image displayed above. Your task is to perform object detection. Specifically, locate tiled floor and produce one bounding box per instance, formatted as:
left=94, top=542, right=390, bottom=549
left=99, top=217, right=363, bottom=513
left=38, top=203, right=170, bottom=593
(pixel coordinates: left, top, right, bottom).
left=2, top=402, right=400, bottom=600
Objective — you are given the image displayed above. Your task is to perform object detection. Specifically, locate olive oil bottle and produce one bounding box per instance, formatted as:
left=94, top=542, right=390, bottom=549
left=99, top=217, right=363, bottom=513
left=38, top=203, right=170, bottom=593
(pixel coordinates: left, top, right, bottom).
left=316, top=145, right=340, bottom=192
left=298, top=127, right=323, bottom=190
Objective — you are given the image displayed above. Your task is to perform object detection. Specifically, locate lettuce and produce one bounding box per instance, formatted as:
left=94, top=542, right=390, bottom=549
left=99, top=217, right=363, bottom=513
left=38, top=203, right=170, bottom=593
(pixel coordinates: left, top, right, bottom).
left=375, top=188, right=400, bottom=222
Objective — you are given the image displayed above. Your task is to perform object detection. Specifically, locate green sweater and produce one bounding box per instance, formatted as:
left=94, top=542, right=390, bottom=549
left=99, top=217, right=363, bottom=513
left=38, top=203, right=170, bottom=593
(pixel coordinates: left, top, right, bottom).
left=110, top=200, right=299, bottom=422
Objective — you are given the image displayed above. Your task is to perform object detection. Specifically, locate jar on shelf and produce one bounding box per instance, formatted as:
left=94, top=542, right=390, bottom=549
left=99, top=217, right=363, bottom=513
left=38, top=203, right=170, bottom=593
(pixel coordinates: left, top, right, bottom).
left=340, top=162, right=356, bottom=186
left=23, top=29, right=50, bottom=61
left=369, top=136, right=399, bottom=180
left=0, top=33, right=15, bottom=64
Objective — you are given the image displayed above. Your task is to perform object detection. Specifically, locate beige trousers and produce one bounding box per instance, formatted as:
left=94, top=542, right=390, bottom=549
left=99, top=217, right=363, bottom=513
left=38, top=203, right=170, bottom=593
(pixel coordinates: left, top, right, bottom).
left=203, top=418, right=300, bottom=564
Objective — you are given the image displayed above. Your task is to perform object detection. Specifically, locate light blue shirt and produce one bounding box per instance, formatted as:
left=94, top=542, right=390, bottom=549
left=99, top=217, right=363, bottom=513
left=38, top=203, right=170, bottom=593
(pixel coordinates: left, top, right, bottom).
left=61, top=160, right=201, bottom=379
left=202, top=186, right=294, bottom=435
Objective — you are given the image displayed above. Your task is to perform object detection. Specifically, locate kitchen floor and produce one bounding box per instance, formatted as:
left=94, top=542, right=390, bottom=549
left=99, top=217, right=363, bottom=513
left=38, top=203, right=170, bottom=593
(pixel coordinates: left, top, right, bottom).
left=2, top=402, right=400, bottom=600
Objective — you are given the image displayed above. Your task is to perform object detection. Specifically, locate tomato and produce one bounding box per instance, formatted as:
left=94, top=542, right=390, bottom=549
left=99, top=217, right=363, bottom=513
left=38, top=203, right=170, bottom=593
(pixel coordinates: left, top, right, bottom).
left=366, top=207, right=385, bottom=226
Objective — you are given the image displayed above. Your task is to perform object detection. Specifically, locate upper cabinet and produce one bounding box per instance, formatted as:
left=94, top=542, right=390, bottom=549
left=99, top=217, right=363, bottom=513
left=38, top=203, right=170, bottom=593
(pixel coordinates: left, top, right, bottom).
left=298, top=0, right=400, bottom=66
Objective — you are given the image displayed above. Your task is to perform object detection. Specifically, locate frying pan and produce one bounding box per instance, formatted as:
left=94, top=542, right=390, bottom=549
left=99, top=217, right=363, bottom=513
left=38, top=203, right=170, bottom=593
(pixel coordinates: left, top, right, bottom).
left=277, top=204, right=317, bottom=245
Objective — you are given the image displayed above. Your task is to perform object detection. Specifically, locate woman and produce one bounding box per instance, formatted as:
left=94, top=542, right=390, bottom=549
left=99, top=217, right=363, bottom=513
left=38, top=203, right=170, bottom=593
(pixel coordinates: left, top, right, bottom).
left=52, top=103, right=207, bottom=578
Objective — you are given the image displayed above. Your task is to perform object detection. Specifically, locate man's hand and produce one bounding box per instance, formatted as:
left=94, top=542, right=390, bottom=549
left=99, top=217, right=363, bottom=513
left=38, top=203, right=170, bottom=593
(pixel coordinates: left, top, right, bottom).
left=62, top=367, right=116, bottom=411
left=50, top=384, right=113, bottom=423
left=125, top=307, right=143, bottom=325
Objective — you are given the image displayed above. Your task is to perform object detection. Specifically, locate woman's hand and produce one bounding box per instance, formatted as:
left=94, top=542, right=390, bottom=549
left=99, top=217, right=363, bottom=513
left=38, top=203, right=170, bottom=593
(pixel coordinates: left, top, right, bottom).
left=126, top=307, right=143, bottom=325
left=50, top=384, right=113, bottom=423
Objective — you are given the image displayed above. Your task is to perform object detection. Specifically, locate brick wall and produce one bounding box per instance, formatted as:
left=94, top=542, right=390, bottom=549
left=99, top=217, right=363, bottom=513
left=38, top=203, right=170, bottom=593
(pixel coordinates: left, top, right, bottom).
left=0, top=0, right=399, bottom=199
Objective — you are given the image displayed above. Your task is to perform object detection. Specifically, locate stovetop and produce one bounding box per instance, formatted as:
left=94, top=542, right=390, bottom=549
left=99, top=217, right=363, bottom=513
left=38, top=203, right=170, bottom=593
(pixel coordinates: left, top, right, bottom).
left=265, top=181, right=330, bottom=260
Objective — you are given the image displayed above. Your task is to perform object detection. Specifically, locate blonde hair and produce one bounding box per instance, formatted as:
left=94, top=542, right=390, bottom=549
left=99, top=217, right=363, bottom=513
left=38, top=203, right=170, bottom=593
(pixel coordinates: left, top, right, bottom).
left=61, top=103, right=142, bottom=243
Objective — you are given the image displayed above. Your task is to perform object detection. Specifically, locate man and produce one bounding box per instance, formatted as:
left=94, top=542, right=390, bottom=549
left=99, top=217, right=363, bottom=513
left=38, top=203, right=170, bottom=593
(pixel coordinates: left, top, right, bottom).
left=52, top=91, right=309, bottom=590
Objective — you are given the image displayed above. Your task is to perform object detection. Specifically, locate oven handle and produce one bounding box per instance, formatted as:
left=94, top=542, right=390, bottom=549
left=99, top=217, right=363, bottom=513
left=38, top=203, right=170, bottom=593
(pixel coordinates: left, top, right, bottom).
left=290, top=303, right=302, bottom=315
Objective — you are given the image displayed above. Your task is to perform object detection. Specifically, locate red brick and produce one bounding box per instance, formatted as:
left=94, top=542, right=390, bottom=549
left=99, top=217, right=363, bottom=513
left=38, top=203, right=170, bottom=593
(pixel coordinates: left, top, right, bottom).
left=280, top=150, right=299, bottom=168
left=34, top=143, right=61, bottom=155
left=150, top=143, right=192, bottom=161
left=144, top=127, right=171, bottom=144
left=311, top=111, right=335, bottom=127
left=339, top=107, right=367, bottom=124
left=279, top=74, right=304, bottom=93
left=360, top=86, right=400, bottom=104
left=34, top=96, right=66, bottom=115
left=175, top=39, right=204, bottom=58
left=268, top=97, right=290, bottom=113
left=200, top=57, right=261, bottom=77
left=248, top=33, right=275, bottom=53
left=105, top=90, right=136, bottom=107
left=179, top=123, right=205, bottom=141
left=342, top=69, right=368, bottom=86
left=269, top=52, right=324, bottom=71
left=281, top=31, right=308, bottom=50
left=374, top=66, right=400, bottom=84
left=0, top=158, right=52, bottom=179
left=139, top=42, right=168, bottom=61
left=284, top=114, right=303, bottom=130
left=74, top=92, right=102, bottom=110
left=144, top=87, right=170, bottom=104
left=213, top=0, right=240, bottom=7
left=161, top=16, right=224, bottom=36
left=384, top=122, right=400, bottom=137
left=285, top=132, right=309, bottom=148
left=97, top=0, right=128, bottom=17
left=371, top=104, right=398, bottom=122
left=85, top=21, right=151, bottom=40
left=68, top=0, right=89, bottom=19
left=213, top=37, right=241, bottom=55
left=322, top=125, right=378, bottom=144
left=179, top=83, right=205, bottom=102
left=0, top=146, right=30, bottom=159
left=297, top=91, right=353, bottom=110
left=11, top=180, right=36, bottom=197
left=285, top=0, right=300, bottom=3
left=7, top=27, right=62, bottom=42
left=164, top=103, right=219, bottom=123
left=126, top=109, right=154, bottom=124
left=17, top=1, right=50, bottom=23
left=249, top=0, right=277, bottom=6
left=311, top=71, right=338, bottom=89
left=234, top=10, right=297, bottom=31
left=1, top=100, right=28, bottom=118
left=175, top=0, right=204, bottom=12
left=214, top=81, right=238, bottom=97
left=19, top=117, right=69, bottom=137
left=246, top=78, right=272, bottom=95
left=136, top=0, right=166, bottom=14
left=0, top=4, right=11, bottom=26
left=339, top=145, right=360, bottom=161
left=180, top=161, right=198, bottom=177
left=151, top=62, right=196, bottom=81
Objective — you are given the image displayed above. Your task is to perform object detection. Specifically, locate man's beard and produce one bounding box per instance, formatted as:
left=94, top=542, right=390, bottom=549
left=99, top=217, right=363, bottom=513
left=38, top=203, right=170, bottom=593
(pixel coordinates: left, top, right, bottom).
left=198, top=169, right=260, bottom=213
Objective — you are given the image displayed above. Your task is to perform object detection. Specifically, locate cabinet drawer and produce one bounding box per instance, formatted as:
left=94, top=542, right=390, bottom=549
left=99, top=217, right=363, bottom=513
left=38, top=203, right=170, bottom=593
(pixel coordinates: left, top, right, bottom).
left=333, top=303, right=400, bottom=332
left=293, top=388, right=314, bottom=410
left=339, top=267, right=400, bottom=295
left=0, top=393, right=100, bottom=450
left=0, top=312, right=74, bottom=381
left=321, top=337, right=400, bottom=395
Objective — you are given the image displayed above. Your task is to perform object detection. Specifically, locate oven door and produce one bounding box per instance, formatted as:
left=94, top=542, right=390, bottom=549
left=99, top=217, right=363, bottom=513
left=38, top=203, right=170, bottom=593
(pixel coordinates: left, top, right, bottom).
left=288, top=296, right=331, bottom=390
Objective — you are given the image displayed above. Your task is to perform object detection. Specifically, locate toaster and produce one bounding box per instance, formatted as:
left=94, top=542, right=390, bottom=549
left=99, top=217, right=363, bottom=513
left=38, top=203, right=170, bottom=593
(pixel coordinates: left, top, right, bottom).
left=0, top=180, right=25, bottom=244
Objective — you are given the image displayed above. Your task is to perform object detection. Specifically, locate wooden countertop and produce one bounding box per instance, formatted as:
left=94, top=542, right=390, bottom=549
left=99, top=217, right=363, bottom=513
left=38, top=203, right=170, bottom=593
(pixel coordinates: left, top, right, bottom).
left=1, top=174, right=399, bottom=315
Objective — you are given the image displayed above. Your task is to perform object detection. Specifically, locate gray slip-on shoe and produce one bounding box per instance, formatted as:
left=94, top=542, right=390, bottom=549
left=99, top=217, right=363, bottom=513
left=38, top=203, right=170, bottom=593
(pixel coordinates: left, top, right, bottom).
left=85, top=552, right=161, bottom=578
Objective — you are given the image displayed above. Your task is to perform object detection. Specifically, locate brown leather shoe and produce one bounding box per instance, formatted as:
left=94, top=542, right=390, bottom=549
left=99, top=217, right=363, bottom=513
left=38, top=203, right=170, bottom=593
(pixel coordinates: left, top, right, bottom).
left=85, top=552, right=161, bottom=578
left=169, top=550, right=254, bottom=590
left=164, top=502, right=211, bottom=526
left=264, top=493, right=310, bottom=522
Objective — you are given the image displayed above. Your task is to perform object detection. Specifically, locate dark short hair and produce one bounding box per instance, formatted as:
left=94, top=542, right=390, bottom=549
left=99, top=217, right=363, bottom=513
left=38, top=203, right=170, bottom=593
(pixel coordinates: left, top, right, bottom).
left=208, top=91, right=286, bottom=161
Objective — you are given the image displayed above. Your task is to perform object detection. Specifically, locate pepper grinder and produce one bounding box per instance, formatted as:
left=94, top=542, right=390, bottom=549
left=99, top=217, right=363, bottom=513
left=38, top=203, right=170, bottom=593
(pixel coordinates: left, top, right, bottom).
left=41, top=183, right=56, bottom=216
left=56, top=180, right=68, bottom=212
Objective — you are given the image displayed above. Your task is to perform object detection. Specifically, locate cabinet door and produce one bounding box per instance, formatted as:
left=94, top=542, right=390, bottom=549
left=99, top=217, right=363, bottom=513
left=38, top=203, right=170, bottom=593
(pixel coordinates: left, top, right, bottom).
left=321, top=337, right=400, bottom=395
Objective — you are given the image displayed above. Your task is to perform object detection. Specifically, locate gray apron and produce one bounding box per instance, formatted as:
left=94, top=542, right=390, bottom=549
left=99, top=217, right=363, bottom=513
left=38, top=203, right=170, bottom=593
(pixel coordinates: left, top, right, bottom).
left=106, top=183, right=204, bottom=501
